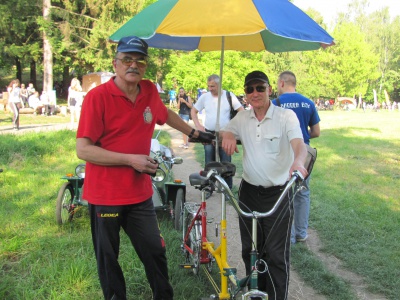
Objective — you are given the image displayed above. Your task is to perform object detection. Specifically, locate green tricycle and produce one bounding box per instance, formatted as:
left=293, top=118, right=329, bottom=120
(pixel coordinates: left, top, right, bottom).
left=56, top=133, right=186, bottom=229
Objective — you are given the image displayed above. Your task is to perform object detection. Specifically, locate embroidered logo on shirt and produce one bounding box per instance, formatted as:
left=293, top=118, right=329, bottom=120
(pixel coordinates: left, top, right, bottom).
left=143, top=106, right=153, bottom=124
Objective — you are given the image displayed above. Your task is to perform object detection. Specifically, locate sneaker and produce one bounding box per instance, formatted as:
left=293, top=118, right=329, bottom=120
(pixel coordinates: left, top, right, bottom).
left=296, top=235, right=308, bottom=242
left=183, top=144, right=189, bottom=149
left=179, top=144, right=185, bottom=148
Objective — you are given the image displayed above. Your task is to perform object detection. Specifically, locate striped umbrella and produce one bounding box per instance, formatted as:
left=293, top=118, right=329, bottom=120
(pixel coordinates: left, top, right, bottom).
left=109, top=0, right=334, bottom=132
left=109, top=0, right=334, bottom=52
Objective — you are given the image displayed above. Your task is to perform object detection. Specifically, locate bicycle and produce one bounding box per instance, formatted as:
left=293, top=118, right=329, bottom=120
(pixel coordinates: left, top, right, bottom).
left=180, top=161, right=304, bottom=300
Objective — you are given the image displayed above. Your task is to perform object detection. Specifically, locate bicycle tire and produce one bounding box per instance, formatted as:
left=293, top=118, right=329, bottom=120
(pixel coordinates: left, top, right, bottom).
left=185, top=213, right=202, bottom=275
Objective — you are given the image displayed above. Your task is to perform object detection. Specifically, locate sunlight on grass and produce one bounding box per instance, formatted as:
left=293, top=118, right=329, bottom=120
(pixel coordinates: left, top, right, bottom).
left=1, top=110, right=399, bottom=299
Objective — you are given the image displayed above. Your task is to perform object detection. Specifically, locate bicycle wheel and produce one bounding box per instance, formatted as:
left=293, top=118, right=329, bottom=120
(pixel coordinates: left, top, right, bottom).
left=191, top=221, right=202, bottom=275
left=56, top=182, right=74, bottom=224
left=174, top=189, right=184, bottom=230
left=185, top=213, right=202, bottom=275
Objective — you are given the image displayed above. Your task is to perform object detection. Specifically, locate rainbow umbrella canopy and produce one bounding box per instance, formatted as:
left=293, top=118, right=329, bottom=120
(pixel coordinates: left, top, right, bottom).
left=109, top=0, right=334, bottom=133
left=109, top=0, right=334, bottom=52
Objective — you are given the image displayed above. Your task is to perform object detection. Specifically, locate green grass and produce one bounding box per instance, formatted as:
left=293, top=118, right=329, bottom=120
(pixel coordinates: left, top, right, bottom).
left=308, top=110, right=400, bottom=299
left=1, top=109, right=399, bottom=299
left=193, top=109, right=400, bottom=300
left=0, top=125, right=217, bottom=299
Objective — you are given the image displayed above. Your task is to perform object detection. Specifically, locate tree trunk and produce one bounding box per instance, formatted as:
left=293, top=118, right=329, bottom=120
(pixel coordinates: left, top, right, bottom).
left=30, top=60, right=37, bottom=88
left=16, top=58, right=22, bottom=82
left=43, top=0, right=53, bottom=93
left=62, top=65, right=70, bottom=98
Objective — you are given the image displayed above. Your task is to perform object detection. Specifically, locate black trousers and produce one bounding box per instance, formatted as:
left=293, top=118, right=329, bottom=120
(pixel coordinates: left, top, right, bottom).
left=238, top=180, right=293, bottom=300
left=89, top=198, right=173, bottom=300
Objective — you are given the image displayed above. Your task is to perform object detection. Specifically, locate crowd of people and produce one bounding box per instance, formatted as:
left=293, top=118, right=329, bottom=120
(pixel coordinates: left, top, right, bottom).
left=3, top=78, right=84, bottom=130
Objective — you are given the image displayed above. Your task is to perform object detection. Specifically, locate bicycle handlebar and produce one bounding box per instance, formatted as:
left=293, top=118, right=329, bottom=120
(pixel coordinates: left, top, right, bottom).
left=188, top=132, right=242, bottom=145
left=206, top=169, right=303, bottom=219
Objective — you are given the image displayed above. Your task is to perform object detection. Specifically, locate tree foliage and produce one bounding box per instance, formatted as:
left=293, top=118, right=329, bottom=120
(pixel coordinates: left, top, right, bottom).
left=0, top=0, right=399, bottom=104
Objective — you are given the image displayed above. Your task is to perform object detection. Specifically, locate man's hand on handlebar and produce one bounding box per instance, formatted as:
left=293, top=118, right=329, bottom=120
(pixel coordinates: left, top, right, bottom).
left=130, top=154, right=159, bottom=175
left=289, top=163, right=308, bottom=181
left=188, top=130, right=215, bottom=144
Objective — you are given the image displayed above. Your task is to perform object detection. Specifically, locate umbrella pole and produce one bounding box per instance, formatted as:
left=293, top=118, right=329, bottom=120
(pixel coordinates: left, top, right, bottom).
left=215, top=37, right=225, bottom=162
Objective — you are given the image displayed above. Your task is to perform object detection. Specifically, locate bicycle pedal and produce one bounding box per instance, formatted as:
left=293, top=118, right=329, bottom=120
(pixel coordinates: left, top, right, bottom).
left=179, top=264, right=195, bottom=269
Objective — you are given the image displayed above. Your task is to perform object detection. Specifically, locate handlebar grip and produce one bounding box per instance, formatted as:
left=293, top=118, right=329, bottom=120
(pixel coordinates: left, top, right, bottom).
left=188, top=137, right=208, bottom=144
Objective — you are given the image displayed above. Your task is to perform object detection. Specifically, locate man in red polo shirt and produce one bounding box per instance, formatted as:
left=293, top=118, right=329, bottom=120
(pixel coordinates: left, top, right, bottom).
left=76, top=36, right=213, bottom=300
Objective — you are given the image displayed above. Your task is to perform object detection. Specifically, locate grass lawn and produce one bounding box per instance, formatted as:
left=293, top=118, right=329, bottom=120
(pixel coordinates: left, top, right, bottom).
left=1, top=109, right=399, bottom=299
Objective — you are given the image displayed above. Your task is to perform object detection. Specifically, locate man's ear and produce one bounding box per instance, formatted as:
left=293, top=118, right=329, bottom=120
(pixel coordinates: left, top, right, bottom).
left=268, top=85, right=272, bottom=96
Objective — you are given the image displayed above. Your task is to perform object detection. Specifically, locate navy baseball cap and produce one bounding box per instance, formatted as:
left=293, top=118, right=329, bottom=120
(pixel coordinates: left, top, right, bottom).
left=244, top=71, right=270, bottom=87
left=117, top=36, right=148, bottom=56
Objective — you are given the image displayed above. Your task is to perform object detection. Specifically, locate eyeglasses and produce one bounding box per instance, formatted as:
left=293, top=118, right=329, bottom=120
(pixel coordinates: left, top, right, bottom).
left=115, top=57, right=147, bottom=67
left=245, top=85, right=267, bottom=94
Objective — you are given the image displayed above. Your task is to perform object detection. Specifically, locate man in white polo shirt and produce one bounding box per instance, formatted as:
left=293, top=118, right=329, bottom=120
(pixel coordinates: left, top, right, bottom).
left=221, top=70, right=308, bottom=300
left=191, top=74, right=243, bottom=189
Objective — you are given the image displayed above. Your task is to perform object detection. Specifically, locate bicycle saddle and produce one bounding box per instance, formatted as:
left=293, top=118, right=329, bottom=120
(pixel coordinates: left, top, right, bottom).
left=204, top=161, right=236, bottom=177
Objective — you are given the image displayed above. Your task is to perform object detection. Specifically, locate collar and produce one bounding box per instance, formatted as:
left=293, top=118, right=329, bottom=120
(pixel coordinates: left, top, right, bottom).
left=250, top=100, right=274, bottom=122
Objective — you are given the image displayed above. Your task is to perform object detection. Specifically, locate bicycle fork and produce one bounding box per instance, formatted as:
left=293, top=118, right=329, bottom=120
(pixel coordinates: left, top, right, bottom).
left=241, top=218, right=268, bottom=300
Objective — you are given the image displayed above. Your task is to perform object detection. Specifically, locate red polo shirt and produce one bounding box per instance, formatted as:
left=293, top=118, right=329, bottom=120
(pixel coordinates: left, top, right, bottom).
left=77, top=78, right=168, bottom=205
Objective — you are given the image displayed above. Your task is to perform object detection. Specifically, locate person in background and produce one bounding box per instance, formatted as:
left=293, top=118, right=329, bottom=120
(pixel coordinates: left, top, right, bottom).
left=191, top=74, right=243, bottom=189
left=68, top=78, right=83, bottom=129
left=76, top=35, right=214, bottom=300
left=8, top=79, right=23, bottom=130
left=27, top=82, right=36, bottom=97
left=221, top=70, right=307, bottom=300
left=168, top=88, right=177, bottom=108
left=273, top=70, right=320, bottom=244
left=20, top=83, right=28, bottom=107
left=40, top=90, right=56, bottom=116
left=28, top=91, right=44, bottom=115
left=177, top=87, right=193, bottom=149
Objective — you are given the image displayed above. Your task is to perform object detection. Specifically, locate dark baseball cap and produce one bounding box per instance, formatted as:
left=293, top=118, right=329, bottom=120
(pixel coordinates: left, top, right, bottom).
left=244, top=71, right=270, bottom=87
left=117, top=36, right=148, bottom=56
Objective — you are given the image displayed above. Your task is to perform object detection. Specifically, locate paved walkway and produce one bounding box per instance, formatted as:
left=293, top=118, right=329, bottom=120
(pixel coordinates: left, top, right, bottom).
left=0, top=122, right=73, bottom=135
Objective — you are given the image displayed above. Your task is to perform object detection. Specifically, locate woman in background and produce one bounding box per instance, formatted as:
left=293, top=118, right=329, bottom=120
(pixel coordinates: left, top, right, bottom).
left=177, top=87, right=193, bottom=149
left=68, top=78, right=83, bottom=129
left=8, top=79, right=23, bottom=130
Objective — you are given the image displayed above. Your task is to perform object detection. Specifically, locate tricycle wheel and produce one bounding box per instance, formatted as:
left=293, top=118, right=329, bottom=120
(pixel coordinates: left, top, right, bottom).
left=174, top=188, right=184, bottom=230
left=56, top=182, right=75, bottom=225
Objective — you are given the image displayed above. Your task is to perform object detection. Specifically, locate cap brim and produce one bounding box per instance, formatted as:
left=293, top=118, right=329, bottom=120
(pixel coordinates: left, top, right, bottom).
left=244, top=78, right=269, bottom=87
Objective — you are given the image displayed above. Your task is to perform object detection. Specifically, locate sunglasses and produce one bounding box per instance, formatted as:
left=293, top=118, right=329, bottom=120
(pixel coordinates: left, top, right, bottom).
left=116, top=57, right=147, bottom=67
left=245, top=85, right=267, bottom=94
